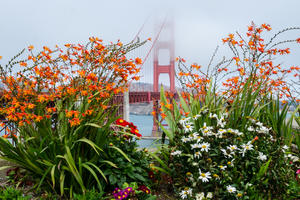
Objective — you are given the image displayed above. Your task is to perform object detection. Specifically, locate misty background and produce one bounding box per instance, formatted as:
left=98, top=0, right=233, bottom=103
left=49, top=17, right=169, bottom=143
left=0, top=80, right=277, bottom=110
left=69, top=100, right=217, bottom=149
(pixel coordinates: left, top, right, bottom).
left=0, top=0, right=299, bottom=88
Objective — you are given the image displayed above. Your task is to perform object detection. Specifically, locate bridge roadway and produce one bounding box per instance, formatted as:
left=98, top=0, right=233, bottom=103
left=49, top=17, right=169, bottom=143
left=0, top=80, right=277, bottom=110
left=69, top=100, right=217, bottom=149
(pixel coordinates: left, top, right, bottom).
left=112, top=91, right=178, bottom=104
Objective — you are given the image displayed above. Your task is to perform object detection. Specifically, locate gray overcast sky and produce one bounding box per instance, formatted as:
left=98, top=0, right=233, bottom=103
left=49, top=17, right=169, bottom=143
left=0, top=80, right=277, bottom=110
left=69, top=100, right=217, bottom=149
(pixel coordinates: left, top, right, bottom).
left=0, top=0, right=299, bottom=85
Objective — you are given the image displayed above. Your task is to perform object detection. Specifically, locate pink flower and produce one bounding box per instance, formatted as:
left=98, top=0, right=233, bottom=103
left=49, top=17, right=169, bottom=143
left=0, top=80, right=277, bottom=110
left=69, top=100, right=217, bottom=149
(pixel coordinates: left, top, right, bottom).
left=296, top=169, right=300, bottom=175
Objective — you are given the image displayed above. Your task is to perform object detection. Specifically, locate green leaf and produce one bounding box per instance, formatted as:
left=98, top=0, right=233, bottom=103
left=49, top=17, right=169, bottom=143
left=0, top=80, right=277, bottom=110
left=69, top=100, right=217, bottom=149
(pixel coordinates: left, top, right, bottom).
left=0, top=166, right=11, bottom=171
left=81, top=163, right=102, bottom=191
left=257, top=158, right=272, bottom=179
left=50, top=165, right=56, bottom=188
left=133, top=173, right=146, bottom=182
left=109, top=145, right=131, bottom=162
left=109, top=174, right=117, bottom=185
left=75, top=138, right=103, bottom=155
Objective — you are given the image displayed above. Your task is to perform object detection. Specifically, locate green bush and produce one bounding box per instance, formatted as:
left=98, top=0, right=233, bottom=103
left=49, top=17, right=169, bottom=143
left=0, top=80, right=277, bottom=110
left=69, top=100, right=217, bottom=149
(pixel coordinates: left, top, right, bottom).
left=0, top=186, right=32, bottom=200
left=0, top=38, right=149, bottom=198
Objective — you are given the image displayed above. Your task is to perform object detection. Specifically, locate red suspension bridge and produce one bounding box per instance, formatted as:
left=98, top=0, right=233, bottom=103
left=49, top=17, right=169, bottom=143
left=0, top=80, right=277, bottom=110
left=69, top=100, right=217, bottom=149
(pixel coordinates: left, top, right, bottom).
left=113, top=17, right=178, bottom=135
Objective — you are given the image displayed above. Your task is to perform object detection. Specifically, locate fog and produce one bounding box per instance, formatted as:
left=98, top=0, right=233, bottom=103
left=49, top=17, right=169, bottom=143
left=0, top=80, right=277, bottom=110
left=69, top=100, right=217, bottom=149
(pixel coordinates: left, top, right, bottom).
left=0, top=0, right=299, bottom=86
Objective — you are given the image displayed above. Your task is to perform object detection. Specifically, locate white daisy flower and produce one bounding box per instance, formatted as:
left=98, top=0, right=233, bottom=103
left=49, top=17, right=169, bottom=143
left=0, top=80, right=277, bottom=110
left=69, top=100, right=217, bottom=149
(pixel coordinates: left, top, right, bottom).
left=234, top=130, right=243, bottom=136
left=183, top=124, right=194, bottom=133
left=181, top=137, right=190, bottom=143
left=240, top=141, right=254, bottom=157
left=195, top=192, right=205, bottom=200
left=258, top=126, right=270, bottom=134
left=194, top=151, right=201, bottom=159
left=202, top=128, right=213, bottom=136
left=247, top=126, right=255, bottom=132
left=199, top=142, right=210, bottom=152
left=287, top=154, right=299, bottom=162
left=221, top=149, right=233, bottom=158
left=206, top=192, right=213, bottom=199
left=193, top=114, right=201, bottom=120
left=217, top=117, right=226, bottom=128
left=179, top=190, right=188, bottom=199
left=179, top=118, right=187, bottom=126
left=219, top=165, right=227, bottom=170
left=282, top=145, right=289, bottom=152
left=191, top=132, right=199, bottom=139
left=198, top=169, right=211, bottom=182
left=191, top=143, right=201, bottom=149
left=196, top=135, right=203, bottom=142
left=256, top=122, right=263, bottom=127
left=227, top=145, right=238, bottom=152
left=216, top=129, right=226, bottom=138
left=257, top=152, right=267, bottom=161
left=226, top=185, right=237, bottom=193
left=171, top=150, right=182, bottom=156
left=209, top=113, right=218, bottom=118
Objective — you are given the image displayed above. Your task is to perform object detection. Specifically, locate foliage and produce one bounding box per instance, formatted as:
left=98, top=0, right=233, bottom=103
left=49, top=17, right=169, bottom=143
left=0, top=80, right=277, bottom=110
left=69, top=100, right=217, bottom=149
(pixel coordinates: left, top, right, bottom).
left=5, top=167, right=33, bottom=188
left=0, top=186, right=32, bottom=200
left=152, top=23, right=300, bottom=199
left=0, top=38, right=147, bottom=198
left=73, top=188, right=105, bottom=200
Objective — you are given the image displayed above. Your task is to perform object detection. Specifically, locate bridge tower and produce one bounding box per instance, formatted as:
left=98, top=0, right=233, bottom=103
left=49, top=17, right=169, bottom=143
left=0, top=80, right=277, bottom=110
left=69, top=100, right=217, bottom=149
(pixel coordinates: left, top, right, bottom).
left=152, top=19, right=175, bottom=135
left=153, top=20, right=175, bottom=92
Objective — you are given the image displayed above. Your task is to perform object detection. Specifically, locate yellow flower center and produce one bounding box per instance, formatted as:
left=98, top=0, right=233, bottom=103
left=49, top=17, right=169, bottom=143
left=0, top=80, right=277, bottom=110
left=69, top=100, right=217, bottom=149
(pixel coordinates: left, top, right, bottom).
left=202, top=145, right=206, bottom=148
left=201, top=173, right=206, bottom=177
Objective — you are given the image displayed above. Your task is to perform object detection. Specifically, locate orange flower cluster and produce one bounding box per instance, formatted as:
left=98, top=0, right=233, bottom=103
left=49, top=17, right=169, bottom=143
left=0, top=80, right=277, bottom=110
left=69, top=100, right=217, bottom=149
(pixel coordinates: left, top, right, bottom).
left=0, top=37, right=142, bottom=128
left=220, top=23, right=300, bottom=101
left=176, top=23, right=299, bottom=103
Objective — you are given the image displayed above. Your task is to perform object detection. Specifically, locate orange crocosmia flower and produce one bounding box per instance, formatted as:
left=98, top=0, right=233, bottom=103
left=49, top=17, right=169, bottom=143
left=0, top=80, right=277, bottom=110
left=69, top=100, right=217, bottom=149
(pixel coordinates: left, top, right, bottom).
left=233, top=57, right=240, bottom=62
left=132, top=76, right=140, bottom=81
left=135, top=57, right=142, bottom=65
left=3, top=134, right=9, bottom=139
left=222, top=38, right=229, bottom=43
left=27, top=103, right=35, bottom=109
left=0, top=56, right=2, bottom=59
left=281, top=100, right=287, bottom=104
left=28, top=45, right=34, bottom=51
left=85, top=110, right=93, bottom=116
left=178, top=71, right=184, bottom=77
left=262, top=24, right=271, bottom=31
left=161, top=113, right=166, bottom=119
left=65, top=110, right=73, bottom=118
left=20, top=62, right=27, bottom=67
left=191, top=64, right=201, bottom=70
left=46, top=107, right=53, bottom=113
left=296, top=38, right=300, bottom=43
left=35, top=116, right=43, bottom=122
left=229, top=34, right=234, bottom=39
left=165, top=103, right=173, bottom=110
left=81, top=90, right=88, bottom=96
left=151, top=111, right=156, bottom=116
left=69, top=118, right=81, bottom=127
left=78, top=70, right=86, bottom=77
left=147, top=37, right=152, bottom=41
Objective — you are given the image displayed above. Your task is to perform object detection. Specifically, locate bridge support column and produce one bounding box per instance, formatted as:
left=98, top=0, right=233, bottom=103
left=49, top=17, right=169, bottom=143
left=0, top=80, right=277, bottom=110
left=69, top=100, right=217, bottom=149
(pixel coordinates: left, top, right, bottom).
left=123, top=90, right=130, bottom=121
left=152, top=100, right=160, bottom=136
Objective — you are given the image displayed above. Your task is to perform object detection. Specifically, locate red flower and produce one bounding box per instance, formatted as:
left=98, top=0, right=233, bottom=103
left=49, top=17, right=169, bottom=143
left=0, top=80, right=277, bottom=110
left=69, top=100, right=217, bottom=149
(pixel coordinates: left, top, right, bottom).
left=296, top=38, right=300, bottom=43
left=131, top=128, right=141, bottom=137
left=116, top=118, right=128, bottom=127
